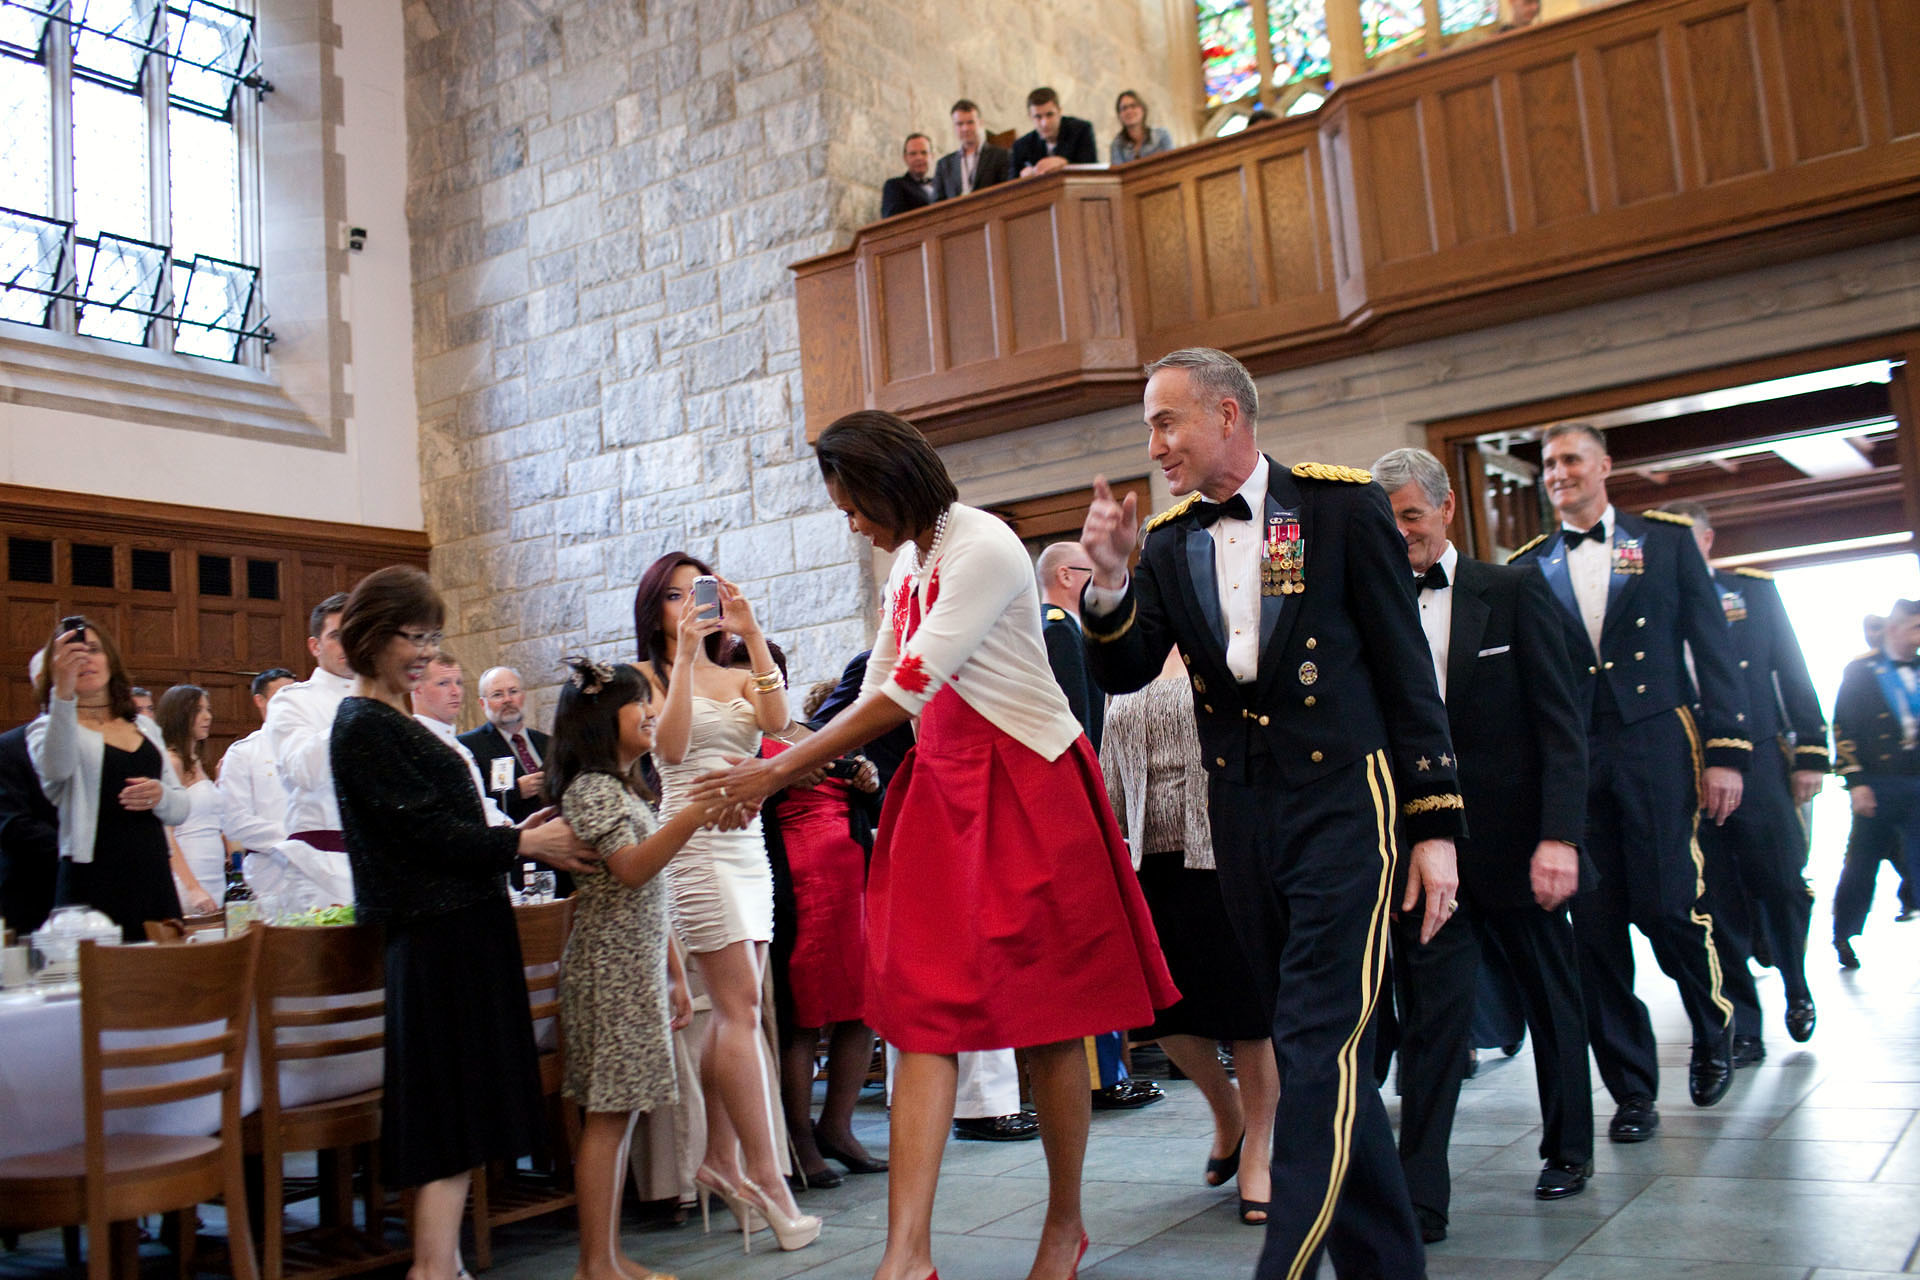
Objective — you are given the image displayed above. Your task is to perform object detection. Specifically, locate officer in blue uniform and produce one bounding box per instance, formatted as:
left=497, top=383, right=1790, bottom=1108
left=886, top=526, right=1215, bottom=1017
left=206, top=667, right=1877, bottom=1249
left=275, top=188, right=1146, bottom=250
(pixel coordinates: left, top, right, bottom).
left=1831, top=598, right=1920, bottom=964
left=1661, top=500, right=1826, bottom=1057
left=1082, top=348, right=1462, bottom=1280
left=1509, top=422, right=1749, bottom=1143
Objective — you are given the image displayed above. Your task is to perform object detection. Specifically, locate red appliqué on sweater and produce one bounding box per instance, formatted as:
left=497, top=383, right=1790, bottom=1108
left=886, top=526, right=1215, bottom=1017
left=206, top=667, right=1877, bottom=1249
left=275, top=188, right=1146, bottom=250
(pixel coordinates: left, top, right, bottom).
left=892, top=653, right=929, bottom=694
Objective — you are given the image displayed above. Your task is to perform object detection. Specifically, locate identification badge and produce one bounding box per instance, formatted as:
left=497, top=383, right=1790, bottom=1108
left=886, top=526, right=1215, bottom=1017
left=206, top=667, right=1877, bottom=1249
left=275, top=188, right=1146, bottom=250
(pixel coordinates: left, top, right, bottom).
left=489, top=757, right=515, bottom=793
left=1719, top=590, right=1747, bottom=623
left=1611, top=537, right=1644, bottom=576
left=1264, top=512, right=1305, bottom=596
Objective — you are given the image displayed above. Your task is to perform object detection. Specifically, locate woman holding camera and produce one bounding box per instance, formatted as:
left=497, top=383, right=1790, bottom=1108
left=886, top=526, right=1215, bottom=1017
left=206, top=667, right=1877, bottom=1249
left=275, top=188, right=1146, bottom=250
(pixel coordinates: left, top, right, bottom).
left=631, top=552, right=818, bottom=1252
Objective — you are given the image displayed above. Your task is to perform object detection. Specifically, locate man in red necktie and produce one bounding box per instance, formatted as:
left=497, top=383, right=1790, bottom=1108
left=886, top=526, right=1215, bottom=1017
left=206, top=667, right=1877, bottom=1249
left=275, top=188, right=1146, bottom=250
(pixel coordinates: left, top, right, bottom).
left=458, top=665, right=551, bottom=827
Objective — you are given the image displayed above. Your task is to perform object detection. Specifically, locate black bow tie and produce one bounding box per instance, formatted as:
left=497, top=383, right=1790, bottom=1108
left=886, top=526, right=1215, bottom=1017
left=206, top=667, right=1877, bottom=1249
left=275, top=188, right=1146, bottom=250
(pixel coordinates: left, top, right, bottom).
left=1563, top=522, right=1607, bottom=548
left=1417, top=563, right=1449, bottom=592
left=1193, top=494, right=1253, bottom=528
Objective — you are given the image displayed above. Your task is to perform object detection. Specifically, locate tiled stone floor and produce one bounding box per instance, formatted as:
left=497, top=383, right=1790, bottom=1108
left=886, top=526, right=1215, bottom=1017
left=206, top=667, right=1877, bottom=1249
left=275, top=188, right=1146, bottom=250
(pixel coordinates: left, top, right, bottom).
left=7, top=885, right=1919, bottom=1279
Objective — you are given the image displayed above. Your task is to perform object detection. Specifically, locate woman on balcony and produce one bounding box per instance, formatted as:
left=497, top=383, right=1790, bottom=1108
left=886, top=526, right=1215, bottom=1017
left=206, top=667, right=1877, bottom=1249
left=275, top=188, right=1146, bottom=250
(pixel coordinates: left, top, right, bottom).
left=1110, top=90, right=1172, bottom=165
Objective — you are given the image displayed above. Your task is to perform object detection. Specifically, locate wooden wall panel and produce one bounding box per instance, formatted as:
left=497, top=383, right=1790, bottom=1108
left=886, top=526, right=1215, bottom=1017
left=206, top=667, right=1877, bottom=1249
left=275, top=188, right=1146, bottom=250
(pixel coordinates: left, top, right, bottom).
left=1681, top=7, right=1771, bottom=184
left=792, top=262, right=865, bottom=431
left=1365, top=103, right=1437, bottom=261
left=1441, top=80, right=1514, bottom=243
left=1517, top=56, right=1595, bottom=224
left=940, top=228, right=996, bottom=368
left=1079, top=199, right=1126, bottom=338
left=878, top=246, right=933, bottom=381
left=1259, top=147, right=1326, bottom=298
left=1772, top=0, right=1866, bottom=161
left=1599, top=33, right=1681, bottom=204
left=1197, top=168, right=1258, bottom=316
left=1135, top=184, right=1193, bottom=332
left=1005, top=208, right=1065, bottom=353
left=1868, top=0, right=1920, bottom=141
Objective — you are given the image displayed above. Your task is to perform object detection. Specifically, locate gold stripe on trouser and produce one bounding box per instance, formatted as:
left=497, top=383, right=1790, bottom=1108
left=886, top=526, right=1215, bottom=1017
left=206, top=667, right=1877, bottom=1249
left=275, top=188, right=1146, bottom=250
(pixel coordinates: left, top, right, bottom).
left=1285, top=749, right=1397, bottom=1280
left=1675, top=707, right=1734, bottom=1023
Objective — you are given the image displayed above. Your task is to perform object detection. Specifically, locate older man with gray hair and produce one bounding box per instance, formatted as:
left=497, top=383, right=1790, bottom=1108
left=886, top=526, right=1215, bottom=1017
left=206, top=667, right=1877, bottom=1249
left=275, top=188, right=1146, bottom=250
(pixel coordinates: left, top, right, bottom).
left=1371, top=445, right=1596, bottom=1233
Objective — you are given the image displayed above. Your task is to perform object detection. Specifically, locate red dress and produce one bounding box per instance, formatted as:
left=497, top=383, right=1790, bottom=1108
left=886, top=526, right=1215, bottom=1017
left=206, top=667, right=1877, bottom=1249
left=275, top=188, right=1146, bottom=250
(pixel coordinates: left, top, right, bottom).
left=866, top=692, right=1179, bottom=1054
left=763, top=739, right=868, bottom=1027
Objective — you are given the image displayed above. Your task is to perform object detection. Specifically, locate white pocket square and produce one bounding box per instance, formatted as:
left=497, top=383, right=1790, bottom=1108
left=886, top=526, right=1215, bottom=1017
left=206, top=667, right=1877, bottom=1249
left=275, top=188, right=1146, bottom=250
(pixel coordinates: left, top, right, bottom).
left=1477, top=644, right=1510, bottom=657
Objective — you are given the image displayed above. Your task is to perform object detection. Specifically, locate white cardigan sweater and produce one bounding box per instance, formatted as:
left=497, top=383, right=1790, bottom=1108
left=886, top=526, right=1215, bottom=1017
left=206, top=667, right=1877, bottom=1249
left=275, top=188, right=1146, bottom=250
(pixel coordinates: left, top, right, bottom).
left=27, top=694, right=188, bottom=864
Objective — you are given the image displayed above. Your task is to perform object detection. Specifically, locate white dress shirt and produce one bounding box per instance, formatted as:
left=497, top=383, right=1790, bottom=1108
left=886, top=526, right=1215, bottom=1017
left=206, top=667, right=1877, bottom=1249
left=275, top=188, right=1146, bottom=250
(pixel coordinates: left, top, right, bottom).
left=1085, top=456, right=1272, bottom=684
left=217, top=730, right=288, bottom=854
left=1417, top=542, right=1459, bottom=700
left=256, top=667, right=356, bottom=910
left=415, top=714, right=514, bottom=827
left=1563, top=504, right=1617, bottom=659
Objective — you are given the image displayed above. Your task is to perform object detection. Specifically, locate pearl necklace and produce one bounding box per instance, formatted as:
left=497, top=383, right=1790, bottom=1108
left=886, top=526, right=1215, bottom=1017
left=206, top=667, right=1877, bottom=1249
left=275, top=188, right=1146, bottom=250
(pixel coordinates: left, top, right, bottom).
left=909, top=506, right=952, bottom=577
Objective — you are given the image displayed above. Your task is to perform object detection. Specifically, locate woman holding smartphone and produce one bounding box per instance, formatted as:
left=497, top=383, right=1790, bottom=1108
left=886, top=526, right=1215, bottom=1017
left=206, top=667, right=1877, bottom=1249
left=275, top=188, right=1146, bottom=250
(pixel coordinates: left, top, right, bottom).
left=631, top=552, right=818, bottom=1252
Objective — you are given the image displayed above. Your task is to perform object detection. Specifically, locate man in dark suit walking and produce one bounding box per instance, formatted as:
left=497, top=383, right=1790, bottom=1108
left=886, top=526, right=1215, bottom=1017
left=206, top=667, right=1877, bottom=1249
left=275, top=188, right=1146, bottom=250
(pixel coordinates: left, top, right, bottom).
left=1082, top=347, right=1462, bottom=1280
left=880, top=133, right=938, bottom=218
left=1510, top=422, right=1749, bottom=1143
left=1372, top=448, right=1594, bottom=1237
left=1662, top=500, right=1826, bottom=1056
left=933, top=100, right=1011, bottom=201
left=1011, top=87, right=1098, bottom=178
left=1831, top=598, right=1920, bottom=964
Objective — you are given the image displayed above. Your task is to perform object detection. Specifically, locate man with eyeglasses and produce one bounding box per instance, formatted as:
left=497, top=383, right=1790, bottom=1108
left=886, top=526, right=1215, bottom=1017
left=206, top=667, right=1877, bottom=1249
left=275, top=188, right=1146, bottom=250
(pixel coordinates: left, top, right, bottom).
left=459, top=666, right=565, bottom=898
left=257, top=591, right=359, bottom=912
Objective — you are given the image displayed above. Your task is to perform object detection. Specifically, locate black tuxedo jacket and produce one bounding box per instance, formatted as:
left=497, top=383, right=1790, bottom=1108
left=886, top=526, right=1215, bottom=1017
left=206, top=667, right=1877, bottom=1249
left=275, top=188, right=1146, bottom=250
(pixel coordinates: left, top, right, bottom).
left=1834, top=652, right=1920, bottom=783
left=0, top=722, right=60, bottom=933
left=1082, top=458, right=1465, bottom=843
left=1713, top=567, right=1829, bottom=772
left=880, top=171, right=937, bottom=218
left=457, top=722, right=552, bottom=823
left=1009, top=117, right=1098, bottom=174
left=1442, top=558, right=1589, bottom=909
left=1511, top=509, right=1752, bottom=771
left=933, top=145, right=1011, bottom=201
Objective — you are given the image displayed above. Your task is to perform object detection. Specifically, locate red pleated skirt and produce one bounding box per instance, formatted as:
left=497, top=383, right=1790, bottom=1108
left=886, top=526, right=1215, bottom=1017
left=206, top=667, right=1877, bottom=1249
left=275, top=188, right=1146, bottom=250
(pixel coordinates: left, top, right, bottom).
left=865, top=687, right=1179, bottom=1054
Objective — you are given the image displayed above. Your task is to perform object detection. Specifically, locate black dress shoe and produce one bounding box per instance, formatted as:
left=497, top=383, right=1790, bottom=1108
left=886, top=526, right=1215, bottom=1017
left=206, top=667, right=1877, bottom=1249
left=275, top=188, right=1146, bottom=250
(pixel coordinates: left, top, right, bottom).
left=1730, top=1034, right=1766, bottom=1068
left=1785, top=997, right=1816, bottom=1043
left=1836, top=937, right=1861, bottom=969
left=1608, top=1095, right=1659, bottom=1142
left=786, top=1166, right=843, bottom=1192
left=1091, top=1078, right=1165, bottom=1110
left=814, top=1124, right=888, bottom=1174
left=1534, top=1158, right=1593, bottom=1200
left=1689, top=1039, right=1733, bottom=1106
left=1896, top=908, right=1916, bottom=922
left=953, top=1112, right=1040, bottom=1141
left=1413, top=1205, right=1447, bottom=1243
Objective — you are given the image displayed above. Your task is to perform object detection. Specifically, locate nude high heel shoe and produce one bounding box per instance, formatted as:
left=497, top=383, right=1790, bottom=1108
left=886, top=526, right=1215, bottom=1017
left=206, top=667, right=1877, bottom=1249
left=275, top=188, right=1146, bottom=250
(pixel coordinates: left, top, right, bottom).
left=692, top=1166, right=762, bottom=1252
left=737, top=1177, right=822, bottom=1252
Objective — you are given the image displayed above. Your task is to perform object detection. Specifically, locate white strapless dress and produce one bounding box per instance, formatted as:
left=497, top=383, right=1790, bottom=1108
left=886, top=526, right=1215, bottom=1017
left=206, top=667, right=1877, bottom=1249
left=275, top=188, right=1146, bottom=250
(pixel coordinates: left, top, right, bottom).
left=654, top=696, right=774, bottom=952
left=172, top=777, right=226, bottom=894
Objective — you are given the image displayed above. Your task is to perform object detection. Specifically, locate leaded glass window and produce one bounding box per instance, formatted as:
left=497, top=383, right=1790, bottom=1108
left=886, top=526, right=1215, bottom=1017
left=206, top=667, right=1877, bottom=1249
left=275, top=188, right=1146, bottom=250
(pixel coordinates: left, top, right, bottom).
left=0, top=0, right=268, bottom=363
left=1360, top=0, right=1424, bottom=60
left=1199, top=0, right=1260, bottom=107
left=1440, top=0, right=1499, bottom=36
left=1269, top=0, right=1331, bottom=84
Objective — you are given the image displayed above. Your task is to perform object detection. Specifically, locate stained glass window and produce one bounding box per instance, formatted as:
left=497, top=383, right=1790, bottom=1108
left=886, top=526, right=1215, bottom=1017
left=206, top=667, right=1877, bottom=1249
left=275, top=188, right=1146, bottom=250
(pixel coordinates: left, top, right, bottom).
left=1360, top=0, right=1424, bottom=60
left=1439, top=0, right=1498, bottom=35
left=1269, top=0, right=1331, bottom=85
left=1198, top=0, right=1260, bottom=107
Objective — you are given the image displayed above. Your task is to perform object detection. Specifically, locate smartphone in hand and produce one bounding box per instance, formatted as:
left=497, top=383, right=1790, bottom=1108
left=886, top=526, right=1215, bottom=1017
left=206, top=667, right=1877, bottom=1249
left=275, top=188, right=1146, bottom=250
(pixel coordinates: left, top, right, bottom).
left=691, top=575, right=721, bottom=617
left=59, top=615, right=87, bottom=643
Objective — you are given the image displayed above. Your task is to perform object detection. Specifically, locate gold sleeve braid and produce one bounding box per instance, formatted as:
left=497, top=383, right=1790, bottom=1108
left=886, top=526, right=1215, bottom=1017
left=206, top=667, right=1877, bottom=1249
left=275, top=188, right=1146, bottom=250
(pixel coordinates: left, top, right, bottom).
left=1401, top=793, right=1464, bottom=817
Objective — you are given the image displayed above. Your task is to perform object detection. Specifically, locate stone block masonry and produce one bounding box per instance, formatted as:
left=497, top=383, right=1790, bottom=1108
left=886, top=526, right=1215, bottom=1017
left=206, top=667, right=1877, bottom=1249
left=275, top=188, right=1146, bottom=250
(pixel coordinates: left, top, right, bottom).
left=404, top=0, right=1182, bottom=723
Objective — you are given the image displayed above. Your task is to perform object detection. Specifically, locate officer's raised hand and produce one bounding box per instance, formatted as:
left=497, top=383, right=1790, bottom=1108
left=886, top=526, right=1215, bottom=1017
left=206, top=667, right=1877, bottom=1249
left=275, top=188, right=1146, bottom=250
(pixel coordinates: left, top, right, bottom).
left=1082, top=475, right=1139, bottom=592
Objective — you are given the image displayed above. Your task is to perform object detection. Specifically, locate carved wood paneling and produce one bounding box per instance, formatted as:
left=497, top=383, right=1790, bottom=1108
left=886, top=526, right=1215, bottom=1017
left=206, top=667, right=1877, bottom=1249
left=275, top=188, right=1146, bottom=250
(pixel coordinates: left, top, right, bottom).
left=941, top=228, right=997, bottom=368
left=1517, top=56, right=1595, bottom=226
left=879, top=246, right=933, bottom=381
left=1772, top=0, right=1867, bottom=162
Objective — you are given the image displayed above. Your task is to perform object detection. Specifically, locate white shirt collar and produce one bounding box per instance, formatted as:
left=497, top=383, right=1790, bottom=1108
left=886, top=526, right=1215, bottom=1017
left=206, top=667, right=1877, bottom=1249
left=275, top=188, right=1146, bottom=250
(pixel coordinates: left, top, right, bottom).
left=414, top=713, right=459, bottom=744
left=1434, top=541, right=1459, bottom=584
left=1231, top=454, right=1270, bottom=515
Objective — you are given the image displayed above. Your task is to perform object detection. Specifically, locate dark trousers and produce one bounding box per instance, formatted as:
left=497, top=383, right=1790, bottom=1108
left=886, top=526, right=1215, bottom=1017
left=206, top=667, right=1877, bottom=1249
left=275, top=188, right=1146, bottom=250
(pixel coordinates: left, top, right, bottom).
left=1574, top=708, right=1732, bottom=1104
left=1393, top=897, right=1592, bottom=1223
left=1699, top=746, right=1813, bottom=1034
left=1211, top=748, right=1424, bottom=1280
left=1832, top=775, right=1920, bottom=941
left=1468, top=944, right=1527, bottom=1051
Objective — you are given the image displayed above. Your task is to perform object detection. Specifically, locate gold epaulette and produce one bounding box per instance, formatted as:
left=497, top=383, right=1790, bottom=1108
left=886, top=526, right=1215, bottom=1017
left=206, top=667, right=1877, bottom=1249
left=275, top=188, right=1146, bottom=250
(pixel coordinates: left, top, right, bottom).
left=1506, top=533, right=1548, bottom=564
left=1643, top=508, right=1694, bottom=526
left=1705, top=737, right=1753, bottom=752
left=1143, top=492, right=1201, bottom=533
left=1292, top=462, right=1372, bottom=484
left=1044, top=606, right=1068, bottom=622
left=1733, top=566, right=1775, bottom=580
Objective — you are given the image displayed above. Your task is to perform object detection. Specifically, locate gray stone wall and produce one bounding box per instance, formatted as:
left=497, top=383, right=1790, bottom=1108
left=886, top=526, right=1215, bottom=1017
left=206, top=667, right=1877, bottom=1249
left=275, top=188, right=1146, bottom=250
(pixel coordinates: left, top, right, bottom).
left=403, top=0, right=1186, bottom=720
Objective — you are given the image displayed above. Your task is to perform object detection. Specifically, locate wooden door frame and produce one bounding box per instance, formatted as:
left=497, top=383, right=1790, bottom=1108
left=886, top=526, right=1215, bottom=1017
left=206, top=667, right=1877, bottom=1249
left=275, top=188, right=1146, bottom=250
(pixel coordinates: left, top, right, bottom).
left=1422, top=331, right=1920, bottom=563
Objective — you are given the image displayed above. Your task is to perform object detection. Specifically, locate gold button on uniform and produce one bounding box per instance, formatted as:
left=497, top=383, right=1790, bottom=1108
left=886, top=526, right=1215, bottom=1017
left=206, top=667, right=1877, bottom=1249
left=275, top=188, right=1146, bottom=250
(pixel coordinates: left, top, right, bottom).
left=1306, top=637, right=1318, bottom=649
left=1304, top=696, right=1316, bottom=706
left=1216, top=757, right=1226, bottom=767
left=1603, top=661, right=1614, bottom=669
left=1634, top=651, right=1645, bottom=660
left=1739, top=660, right=1749, bottom=669
left=1310, top=750, right=1323, bottom=763
left=1636, top=684, right=1646, bottom=693
left=1588, top=665, right=1598, bottom=675
left=1636, top=617, right=1646, bottom=627
left=1258, top=715, right=1270, bottom=726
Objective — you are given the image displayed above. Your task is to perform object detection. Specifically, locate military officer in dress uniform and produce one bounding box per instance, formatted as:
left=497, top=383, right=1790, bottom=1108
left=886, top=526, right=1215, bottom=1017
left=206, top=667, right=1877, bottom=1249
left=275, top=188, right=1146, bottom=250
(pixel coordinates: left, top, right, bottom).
left=1373, top=448, right=1595, bottom=1240
left=1661, top=500, right=1826, bottom=1056
left=1081, top=347, right=1462, bottom=1280
left=1037, top=540, right=1164, bottom=1111
left=1831, top=598, right=1920, bottom=965
left=1509, top=423, right=1750, bottom=1145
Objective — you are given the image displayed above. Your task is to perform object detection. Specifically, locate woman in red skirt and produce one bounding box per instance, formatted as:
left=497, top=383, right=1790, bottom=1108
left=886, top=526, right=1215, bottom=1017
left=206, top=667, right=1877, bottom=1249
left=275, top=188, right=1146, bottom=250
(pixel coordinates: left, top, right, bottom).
left=689, top=410, right=1177, bottom=1280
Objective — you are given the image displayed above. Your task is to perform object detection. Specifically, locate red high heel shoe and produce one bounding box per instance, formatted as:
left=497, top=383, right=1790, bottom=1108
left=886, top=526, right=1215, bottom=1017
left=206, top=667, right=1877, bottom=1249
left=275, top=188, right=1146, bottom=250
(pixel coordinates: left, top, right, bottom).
left=1072, top=1232, right=1089, bottom=1278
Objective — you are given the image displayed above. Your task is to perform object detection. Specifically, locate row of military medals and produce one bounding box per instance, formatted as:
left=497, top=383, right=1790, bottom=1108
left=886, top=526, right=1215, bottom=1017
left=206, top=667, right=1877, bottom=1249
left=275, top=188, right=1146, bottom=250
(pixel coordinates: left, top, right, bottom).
left=1263, top=513, right=1304, bottom=596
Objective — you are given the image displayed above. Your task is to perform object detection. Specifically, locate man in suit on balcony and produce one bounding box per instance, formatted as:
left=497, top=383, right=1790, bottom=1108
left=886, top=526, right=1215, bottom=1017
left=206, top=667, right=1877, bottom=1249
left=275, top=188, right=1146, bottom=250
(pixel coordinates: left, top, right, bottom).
left=1011, top=86, right=1098, bottom=179
left=880, top=133, right=938, bottom=218
left=933, top=100, right=1011, bottom=200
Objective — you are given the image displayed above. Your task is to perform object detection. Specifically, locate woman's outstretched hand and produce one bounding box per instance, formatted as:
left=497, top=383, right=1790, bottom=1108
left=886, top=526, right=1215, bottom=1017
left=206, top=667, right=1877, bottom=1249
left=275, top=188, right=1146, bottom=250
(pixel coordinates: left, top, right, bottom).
left=687, top=753, right=785, bottom=810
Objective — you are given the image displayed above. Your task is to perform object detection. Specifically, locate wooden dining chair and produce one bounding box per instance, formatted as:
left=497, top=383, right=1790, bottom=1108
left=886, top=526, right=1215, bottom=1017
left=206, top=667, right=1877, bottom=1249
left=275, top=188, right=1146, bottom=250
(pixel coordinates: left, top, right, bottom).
left=246, top=924, right=408, bottom=1280
left=466, top=897, right=577, bottom=1269
left=0, top=929, right=263, bottom=1280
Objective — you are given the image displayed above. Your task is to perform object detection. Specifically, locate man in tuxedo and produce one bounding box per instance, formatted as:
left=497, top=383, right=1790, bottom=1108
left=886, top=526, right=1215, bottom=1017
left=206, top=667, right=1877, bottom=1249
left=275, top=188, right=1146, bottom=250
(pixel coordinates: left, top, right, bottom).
left=0, top=653, right=59, bottom=933
left=933, top=100, right=1011, bottom=201
left=1831, top=598, right=1920, bottom=964
left=1082, top=347, right=1462, bottom=1280
left=1663, top=500, right=1825, bottom=1055
left=1372, top=448, right=1594, bottom=1236
left=461, top=666, right=549, bottom=823
left=1011, top=87, right=1098, bottom=178
left=1509, top=422, right=1749, bottom=1142
left=880, top=133, right=937, bottom=218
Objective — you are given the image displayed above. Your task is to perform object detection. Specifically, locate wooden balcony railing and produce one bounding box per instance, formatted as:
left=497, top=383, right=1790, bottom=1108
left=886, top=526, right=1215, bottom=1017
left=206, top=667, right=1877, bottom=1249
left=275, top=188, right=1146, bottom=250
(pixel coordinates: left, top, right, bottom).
left=793, top=0, right=1920, bottom=444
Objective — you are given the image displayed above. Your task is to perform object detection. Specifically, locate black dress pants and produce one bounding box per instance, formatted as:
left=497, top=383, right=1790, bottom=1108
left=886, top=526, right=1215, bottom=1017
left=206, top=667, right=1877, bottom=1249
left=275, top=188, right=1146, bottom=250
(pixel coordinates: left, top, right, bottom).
left=1211, top=747, right=1424, bottom=1280
left=1573, top=708, right=1732, bottom=1105
left=1832, top=775, right=1920, bottom=941
left=1393, top=894, right=1593, bottom=1224
left=1699, top=745, right=1813, bottom=1035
